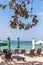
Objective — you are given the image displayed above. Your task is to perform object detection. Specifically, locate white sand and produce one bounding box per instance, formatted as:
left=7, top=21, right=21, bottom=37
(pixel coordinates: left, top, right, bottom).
left=12, top=53, right=43, bottom=62
left=25, top=56, right=43, bottom=62
left=0, top=52, right=43, bottom=65
left=0, top=56, right=4, bottom=62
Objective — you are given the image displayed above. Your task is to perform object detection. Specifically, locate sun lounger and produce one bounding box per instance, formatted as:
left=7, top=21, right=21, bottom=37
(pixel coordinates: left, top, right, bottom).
left=35, top=49, right=41, bottom=56
left=24, top=49, right=35, bottom=57
left=29, top=49, right=41, bottom=56
left=3, top=49, right=7, bottom=54
left=14, top=49, right=19, bottom=54
left=20, top=49, right=26, bottom=54
left=30, top=49, right=35, bottom=56
left=13, top=56, right=25, bottom=61
left=4, top=52, right=13, bottom=61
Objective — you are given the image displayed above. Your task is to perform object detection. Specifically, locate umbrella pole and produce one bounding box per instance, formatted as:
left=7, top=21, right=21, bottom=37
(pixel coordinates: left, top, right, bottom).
left=17, top=37, right=20, bottom=50
left=7, top=37, right=11, bottom=52
left=0, top=46, right=1, bottom=51
left=40, top=43, right=41, bottom=49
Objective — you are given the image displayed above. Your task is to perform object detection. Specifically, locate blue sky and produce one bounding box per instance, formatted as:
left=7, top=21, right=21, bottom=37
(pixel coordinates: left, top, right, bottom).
left=0, top=0, right=43, bottom=41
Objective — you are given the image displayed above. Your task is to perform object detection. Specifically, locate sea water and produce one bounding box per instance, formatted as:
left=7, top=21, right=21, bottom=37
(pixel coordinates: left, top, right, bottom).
left=11, top=41, right=32, bottom=51
left=0, top=41, right=43, bottom=51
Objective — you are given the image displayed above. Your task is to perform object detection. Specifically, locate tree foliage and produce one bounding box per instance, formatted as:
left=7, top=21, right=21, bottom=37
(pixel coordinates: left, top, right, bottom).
left=0, top=0, right=38, bottom=30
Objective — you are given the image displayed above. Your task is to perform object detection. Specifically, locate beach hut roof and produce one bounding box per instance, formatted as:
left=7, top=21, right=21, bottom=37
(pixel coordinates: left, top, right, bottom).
left=35, top=40, right=43, bottom=44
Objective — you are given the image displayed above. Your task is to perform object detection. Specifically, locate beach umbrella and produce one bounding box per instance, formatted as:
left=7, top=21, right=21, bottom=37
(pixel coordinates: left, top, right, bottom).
left=36, top=40, right=43, bottom=44
left=35, top=40, right=43, bottom=49
left=0, top=42, right=7, bottom=46
left=0, top=40, right=7, bottom=52
left=0, top=41, right=7, bottom=51
left=17, top=37, right=20, bottom=50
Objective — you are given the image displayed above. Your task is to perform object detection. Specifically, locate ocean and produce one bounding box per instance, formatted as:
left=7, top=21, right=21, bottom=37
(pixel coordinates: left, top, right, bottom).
left=0, top=41, right=43, bottom=51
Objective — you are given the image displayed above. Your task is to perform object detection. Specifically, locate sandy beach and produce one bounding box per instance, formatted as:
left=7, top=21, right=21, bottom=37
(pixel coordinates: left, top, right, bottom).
left=0, top=51, right=43, bottom=65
